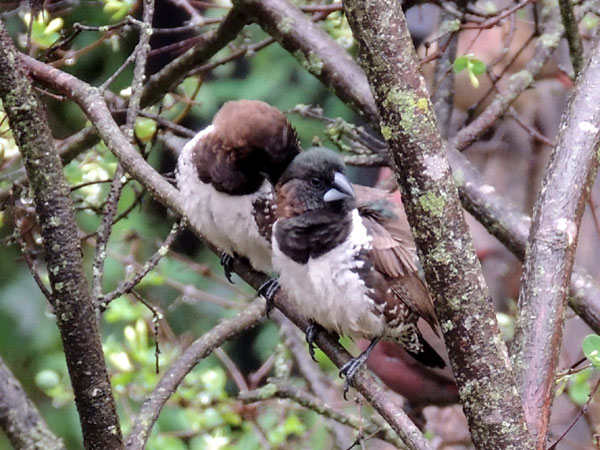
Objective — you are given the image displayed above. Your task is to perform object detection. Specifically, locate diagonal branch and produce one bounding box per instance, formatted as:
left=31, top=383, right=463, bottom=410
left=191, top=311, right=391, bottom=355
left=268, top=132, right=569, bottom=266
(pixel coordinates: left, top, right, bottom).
left=232, top=0, right=377, bottom=121
left=0, top=23, right=122, bottom=450
left=510, top=34, right=600, bottom=447
left=343, top=1, right=533, bottom=448
left=125, top=298, right=267, bottom=450
left=0, top=357, right=65, bottom=450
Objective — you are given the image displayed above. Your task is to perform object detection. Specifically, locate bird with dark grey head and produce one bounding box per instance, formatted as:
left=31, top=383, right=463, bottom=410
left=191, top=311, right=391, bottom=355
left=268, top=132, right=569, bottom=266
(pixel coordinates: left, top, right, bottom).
left=176, top=100, right=300, bottom=284
left=272, top=147, right=445, bottom=396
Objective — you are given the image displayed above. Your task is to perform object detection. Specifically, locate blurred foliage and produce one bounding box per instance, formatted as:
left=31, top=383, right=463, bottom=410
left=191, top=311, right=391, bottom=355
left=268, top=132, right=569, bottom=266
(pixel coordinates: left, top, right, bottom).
left=0, top=0, right=360, bottom=448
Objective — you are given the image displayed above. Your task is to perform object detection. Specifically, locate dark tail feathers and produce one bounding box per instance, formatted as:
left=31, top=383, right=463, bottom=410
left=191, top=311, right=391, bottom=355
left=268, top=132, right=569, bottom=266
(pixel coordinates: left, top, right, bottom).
left=406, top=333, right=446, bottom=369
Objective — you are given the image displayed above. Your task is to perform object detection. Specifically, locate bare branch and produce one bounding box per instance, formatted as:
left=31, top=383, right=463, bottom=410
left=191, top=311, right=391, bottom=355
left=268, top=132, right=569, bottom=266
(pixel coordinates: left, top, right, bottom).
left=125, top=298, right=267, bottom=450
left=99, top=220, right=182, bottom=307
left=511, top=34, right=600, bottom=446
left=0, top=24, right=122, bottom=450
left=0, top=357, right=65, bottom=450
left=558, top=0, right=584, bottom=76
left=232, top=0, right=378, bottom=122
left=239, top=377, right=406, bottom=449
left=92, top=0, right=155, bottom=300
left=343, top=1, right=533, bottom=448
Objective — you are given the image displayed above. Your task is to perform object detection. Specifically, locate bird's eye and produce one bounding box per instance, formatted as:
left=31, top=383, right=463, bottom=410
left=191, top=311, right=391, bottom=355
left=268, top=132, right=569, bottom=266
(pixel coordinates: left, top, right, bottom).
left=310, top=177, right=321, bottom=187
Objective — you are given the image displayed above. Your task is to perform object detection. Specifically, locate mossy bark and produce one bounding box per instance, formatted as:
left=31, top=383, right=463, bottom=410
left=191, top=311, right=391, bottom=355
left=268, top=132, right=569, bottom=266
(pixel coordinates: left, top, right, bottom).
left=0, top=358, right=65, bottom=450
left=0, top=23, right=122, bottom=450
left=511, top=33, right=600, bottom=447
left=343, top=2, right=534, bottom=448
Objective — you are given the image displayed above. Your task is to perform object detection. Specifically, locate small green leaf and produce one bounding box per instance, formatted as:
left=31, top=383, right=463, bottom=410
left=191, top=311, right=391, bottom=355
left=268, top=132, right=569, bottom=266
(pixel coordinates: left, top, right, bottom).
left=469, top=59, right=487, bottom=75
left=453, top=56, right=468, bottom=73
left=568, top=368, right=592, bottom=405
left=582, top=334, right=600, bottom=366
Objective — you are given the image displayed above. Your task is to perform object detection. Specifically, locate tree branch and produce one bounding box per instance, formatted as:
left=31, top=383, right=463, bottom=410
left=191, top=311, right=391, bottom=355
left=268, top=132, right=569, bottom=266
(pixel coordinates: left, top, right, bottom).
left=0, top=23, right=122, bottom=450
left=343, top=1, right=533, bottom=448
left=125, top=297, right=267, bottom=450
left=0, top=357, right=65, bottom=450
left=92, top=0, right=155, bottom=300
left=510, top=34, right=600, bottom=447
left=232, top=0, right=378, bottom=122
left=449, top=0, right=563, bottom=152
left=239, top=377, right=406, bottom=449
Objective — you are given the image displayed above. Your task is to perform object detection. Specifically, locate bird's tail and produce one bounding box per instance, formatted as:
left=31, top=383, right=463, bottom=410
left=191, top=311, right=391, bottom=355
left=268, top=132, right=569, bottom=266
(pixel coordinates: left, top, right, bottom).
left=406, top=332, right=446, bottom=369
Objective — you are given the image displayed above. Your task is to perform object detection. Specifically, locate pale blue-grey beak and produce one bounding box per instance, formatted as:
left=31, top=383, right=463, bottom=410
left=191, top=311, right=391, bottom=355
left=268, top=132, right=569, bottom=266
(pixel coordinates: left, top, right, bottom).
left=323, top=172, right=354, bottom=202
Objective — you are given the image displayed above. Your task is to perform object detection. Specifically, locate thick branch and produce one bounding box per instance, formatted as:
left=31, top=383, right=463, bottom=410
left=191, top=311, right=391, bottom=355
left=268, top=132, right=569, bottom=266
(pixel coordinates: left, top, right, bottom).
left=233, top=0, right=378, bottom=122
left=511, top=35, right=600, bottom=447
left=0, top=24, right=122, bottom=450
left=24, top=55, right=431, bottom=450
left=139, top=8, right=247, bottom=107
left=0, top=357, right=65, bottom=450
left=343, top=2, right=533, bottom=448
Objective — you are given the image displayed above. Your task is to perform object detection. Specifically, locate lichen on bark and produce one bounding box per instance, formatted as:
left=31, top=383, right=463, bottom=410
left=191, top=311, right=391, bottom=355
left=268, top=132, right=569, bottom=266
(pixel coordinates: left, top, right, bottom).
left=0, top=23, right=122, bottom=450
left=343, top=1, right=534, bottom=448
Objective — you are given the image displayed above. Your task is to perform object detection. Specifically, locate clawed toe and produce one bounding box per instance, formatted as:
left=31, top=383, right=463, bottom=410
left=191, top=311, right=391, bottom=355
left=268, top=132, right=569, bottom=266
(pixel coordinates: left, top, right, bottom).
left=338, top=336, right=380, bottom=400
left=305, top=321, right=322, bottom=362
left=258, top=278, right=279, bottom=315
left=219, top=252, right=235, bottom=284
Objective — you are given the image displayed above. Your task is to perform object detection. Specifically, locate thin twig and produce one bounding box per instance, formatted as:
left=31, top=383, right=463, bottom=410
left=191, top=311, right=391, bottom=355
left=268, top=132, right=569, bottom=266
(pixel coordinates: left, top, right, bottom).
left=239, top=378, right=406, bottom=449
left=92, top=0, right=155, bottom=301
left=99, top=220, right=182, bottom=307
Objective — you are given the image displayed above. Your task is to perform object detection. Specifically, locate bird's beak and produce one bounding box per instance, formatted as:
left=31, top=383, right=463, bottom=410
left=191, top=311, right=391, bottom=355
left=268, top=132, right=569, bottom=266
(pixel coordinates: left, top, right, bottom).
left=323, top=172, right=355, bottom=202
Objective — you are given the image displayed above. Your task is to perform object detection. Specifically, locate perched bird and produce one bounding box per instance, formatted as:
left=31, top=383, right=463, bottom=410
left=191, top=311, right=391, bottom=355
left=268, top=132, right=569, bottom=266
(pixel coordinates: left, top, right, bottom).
left=176, top=100, right=300, bottom=281
left=272, top=148, right=445, bottom=394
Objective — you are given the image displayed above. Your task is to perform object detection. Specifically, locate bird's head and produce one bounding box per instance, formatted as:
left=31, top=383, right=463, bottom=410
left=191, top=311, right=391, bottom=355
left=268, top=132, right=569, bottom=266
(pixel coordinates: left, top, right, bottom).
left=188, top=100, right=300, bottom=194
left=276, top=147, right=355, bottom=218
left=212, top=100, right=300, bottom=184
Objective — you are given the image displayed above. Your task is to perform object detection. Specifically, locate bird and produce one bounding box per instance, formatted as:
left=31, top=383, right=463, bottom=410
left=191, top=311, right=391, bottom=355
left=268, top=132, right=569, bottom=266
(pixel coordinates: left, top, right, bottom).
left=271, top=147, right=445, bottom=395
left=176, top=99, right=301, bottom=284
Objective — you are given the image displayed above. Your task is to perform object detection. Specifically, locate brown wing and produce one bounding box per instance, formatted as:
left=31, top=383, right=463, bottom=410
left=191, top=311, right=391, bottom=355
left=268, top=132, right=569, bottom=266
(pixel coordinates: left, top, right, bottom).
left=355, top=185, right=440, bottom=334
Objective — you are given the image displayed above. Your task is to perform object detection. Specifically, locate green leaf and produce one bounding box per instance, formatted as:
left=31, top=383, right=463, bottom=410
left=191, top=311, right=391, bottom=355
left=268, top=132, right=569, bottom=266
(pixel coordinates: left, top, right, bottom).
left=453, top=56, right=468, bottom=73
left=469, top=59, right=487, bottom=75
left=568, top=368, right=592, bottom=405
left=582, top=334, right=600, bottom=366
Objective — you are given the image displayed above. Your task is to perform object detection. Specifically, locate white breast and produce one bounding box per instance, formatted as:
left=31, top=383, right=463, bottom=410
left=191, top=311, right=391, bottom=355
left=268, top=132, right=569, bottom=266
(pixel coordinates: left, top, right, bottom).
left=176, top=126, right=273, bottom=273
left=273, top=210, right=385, bottom=339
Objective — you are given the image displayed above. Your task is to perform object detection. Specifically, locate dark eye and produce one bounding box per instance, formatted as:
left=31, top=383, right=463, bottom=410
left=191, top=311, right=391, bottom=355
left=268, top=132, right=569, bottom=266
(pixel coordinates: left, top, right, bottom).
left=310, top=177, right=321, bottom=187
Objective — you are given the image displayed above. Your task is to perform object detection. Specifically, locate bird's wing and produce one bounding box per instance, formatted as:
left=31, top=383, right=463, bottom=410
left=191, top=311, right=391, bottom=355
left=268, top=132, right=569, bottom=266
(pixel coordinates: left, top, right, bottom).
left=252, top=193, right=277, bottom=243
left=356, top=186, right=439, bottom=334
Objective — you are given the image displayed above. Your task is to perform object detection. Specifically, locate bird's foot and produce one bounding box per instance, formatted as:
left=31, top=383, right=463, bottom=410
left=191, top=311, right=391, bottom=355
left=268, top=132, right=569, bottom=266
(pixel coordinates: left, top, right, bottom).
left=257, top=278, right=279, bottom=316
left=305, top=321, right=323, bottom=362
left=219, top=252, right=235, bottom=284
left=339, top=336, right=381, bottom=400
